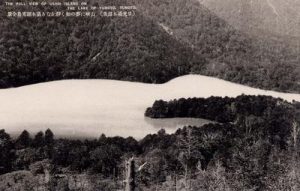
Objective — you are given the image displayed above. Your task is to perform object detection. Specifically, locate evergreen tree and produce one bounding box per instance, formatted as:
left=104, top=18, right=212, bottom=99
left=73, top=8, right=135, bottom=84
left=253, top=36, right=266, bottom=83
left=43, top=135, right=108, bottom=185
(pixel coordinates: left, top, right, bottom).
left=33, top=131, right=44, bottom=148
left=45, top=129, right=54, bottom=159
left=45, top=129, right=54, bottom=146
left=0, top=129, right=15, bottom=174
left=15, top=130, right=31, bottom=149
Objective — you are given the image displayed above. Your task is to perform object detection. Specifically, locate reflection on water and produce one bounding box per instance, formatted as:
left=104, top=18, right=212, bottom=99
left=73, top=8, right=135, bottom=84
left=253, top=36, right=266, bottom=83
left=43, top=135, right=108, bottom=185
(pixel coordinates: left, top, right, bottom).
left=144, top=117, right=212, bottom=130
left=8, top=117, right=213, bottom=140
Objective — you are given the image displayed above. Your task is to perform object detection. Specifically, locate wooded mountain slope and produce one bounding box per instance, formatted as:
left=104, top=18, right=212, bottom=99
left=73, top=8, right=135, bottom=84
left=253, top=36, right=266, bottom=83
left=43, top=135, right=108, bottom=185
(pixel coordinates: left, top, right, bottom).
left=0, top=1, right=203, bottom=87
left=1, top=0, right=300, bottom=93
left=134, top=0, right=300, bottom=93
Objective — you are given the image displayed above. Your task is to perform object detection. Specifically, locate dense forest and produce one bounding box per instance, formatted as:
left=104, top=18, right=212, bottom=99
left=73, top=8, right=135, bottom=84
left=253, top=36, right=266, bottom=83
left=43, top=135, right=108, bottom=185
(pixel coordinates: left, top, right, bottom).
left=1, top=0, right=300, bottom=93
left=0, top=0, right=203, bottom=87
left=135, top=0, right=300, bottom=92
left=145, top=95, right=294, bottom=123
left=1, top=95, right=299, bottom=190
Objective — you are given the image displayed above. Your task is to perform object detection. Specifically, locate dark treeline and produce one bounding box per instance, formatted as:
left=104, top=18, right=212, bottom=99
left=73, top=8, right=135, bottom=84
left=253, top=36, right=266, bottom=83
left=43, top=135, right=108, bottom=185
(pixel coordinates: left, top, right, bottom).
left=145, top=95, right=292, bottom=123
left=1, top=95, right=300, bottom=190
left=146, top=96, right=236, bottom=122
left=0, top=129, right=140, bottom=176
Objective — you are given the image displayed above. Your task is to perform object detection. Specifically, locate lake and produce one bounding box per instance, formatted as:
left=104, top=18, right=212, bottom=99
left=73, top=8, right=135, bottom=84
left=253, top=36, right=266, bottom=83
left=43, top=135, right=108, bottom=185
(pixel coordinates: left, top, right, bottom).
left=0, top=75, right=299, bottom=139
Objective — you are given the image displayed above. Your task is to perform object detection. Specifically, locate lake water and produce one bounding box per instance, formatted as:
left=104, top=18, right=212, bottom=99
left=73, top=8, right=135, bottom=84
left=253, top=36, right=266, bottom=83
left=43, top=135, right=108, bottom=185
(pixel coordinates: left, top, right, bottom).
left=0, top=75, right=299, bottom=139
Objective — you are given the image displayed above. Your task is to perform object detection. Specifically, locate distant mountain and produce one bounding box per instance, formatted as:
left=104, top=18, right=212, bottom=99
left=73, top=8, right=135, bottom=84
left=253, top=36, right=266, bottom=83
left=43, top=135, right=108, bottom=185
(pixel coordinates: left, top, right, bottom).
left=134, top=0, right=300, bottom=93
left=199, top=0, right=300, bottom=38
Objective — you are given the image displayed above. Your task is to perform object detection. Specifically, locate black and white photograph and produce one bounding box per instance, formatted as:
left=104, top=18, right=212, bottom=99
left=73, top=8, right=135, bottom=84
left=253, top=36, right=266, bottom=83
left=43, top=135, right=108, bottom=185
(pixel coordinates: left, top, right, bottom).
left=0, top=0, right=300, bottom=190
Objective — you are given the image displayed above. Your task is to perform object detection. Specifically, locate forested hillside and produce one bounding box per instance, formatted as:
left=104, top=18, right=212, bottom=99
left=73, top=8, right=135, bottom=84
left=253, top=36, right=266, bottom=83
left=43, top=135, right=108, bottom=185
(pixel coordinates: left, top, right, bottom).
left=0, top=0, right=203, bottom=87
left=1, top=0, right=300, bottom=93
left=134, top=0, right=300, bottom=92
left=0, top=95, right=299, bottom=190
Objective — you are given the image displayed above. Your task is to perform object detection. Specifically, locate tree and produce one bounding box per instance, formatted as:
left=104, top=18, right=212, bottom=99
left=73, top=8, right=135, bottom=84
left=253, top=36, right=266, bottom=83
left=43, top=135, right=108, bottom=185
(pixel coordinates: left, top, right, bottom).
left=33, top=131, right=44, bottom=148
left=0, top=129, right=15, bottom=174
left=45, top=129, right=54, bottom=146
left=90, top=145, right=123, bottom=176
left=15, top=130, right=31, bottom=149
left=45, top=129, right=54, bottom=159
left=125, top=157, right=136, bottom=191
left=177, top=127, right=201, bottom=191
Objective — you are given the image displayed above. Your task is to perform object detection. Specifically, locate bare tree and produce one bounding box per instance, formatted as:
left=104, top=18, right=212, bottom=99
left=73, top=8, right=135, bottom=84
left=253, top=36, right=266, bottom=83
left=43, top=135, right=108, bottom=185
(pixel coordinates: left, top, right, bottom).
left=124, top=157, right=148, bottom=191
left=177, top=127, right=201, bottom=191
